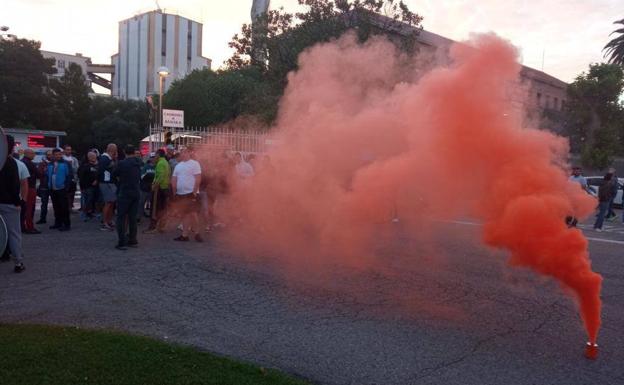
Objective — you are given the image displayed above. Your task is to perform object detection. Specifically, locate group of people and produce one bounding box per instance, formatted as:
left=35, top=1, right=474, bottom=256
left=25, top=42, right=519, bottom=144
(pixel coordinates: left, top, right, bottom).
left=1, top=135, right=261, bottom=273
left=568, top=166, right=621, bottom=231
left=0, top=138, right=83, bottom=273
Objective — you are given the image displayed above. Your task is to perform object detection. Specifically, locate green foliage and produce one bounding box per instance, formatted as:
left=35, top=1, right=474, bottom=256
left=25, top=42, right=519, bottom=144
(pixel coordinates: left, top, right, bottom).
left=0, top=324, right=310, bottom=385
left=0, top=37, right=64, bottom=130
left=82, top=97, right=149, bottom=154
left=229, top=0, right=422, bottom=79
left=0, top=37, right=148, bottom=155
left=604, top=18, right=624, bottom=66
left=164, top=67, right=280, bottom=127
left=52, top=62, right=92, bottom=150
left=565, top=63, right=624, bottom=169
left=214, top=0, right=423, bottom=126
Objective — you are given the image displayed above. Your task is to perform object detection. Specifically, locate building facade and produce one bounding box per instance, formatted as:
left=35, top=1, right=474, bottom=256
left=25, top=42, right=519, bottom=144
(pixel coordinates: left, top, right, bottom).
left=40, top=50, right=93, bottom=89
left=40, top=50, right=115, bottom=92
left=369, top=15, right=568, bottom=128
left=111, top=10, right=212, bottom=100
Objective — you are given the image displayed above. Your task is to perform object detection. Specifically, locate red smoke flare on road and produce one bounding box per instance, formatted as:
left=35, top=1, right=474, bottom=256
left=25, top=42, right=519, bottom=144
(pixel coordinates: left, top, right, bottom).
left=224, top=33, right=602, bottom=343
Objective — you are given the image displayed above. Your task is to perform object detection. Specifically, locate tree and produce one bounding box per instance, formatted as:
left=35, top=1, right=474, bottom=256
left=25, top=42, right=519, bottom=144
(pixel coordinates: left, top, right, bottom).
left=84, top=97, right=149, bottom=153
left=604, top=18, right=624, bottom=66
left=164, top=67, right=279, bottom=127
left=52, top=62, right=92, bottom=152
left=0, top=37, right=64, bottom=130
left=227, top=0, right=423, bottom=83
left=564, top=63, right=624, bottom=169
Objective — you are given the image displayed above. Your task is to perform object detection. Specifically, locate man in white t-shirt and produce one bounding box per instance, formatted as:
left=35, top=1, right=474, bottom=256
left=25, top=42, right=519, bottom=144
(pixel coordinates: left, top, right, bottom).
left=171, top=147, right=203, bottom=242
left=569, top=166, right=594, bottom=194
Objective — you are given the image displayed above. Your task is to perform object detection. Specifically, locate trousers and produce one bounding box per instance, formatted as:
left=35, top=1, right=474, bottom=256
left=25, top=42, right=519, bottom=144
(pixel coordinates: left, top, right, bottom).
left=116, top=195, right=139, bottom=246
left=0, top=204, right=23, bottom=264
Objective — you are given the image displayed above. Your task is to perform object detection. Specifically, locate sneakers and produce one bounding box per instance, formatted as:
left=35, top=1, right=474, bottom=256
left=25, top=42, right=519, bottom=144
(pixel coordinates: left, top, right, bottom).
left=595, top=228, right=603, bottom=232
left=36, top=219, right=46, bottom=224
left=14, top=263, right=25, bottom=273
left=115, top=244, right=127, bottom=251
left=49, top=224, right=61, bottom=230
left=127, top=241, right=138, bottom=248
left=59, top=226, right=71, bottom=232
left=174, top=235, right=190, bottom=242
left=100, top=224, right=114, bottom=231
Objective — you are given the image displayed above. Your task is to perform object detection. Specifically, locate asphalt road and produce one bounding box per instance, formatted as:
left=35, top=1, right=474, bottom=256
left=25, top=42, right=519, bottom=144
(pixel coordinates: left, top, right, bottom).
left=0, top=211, right=623, bottom=385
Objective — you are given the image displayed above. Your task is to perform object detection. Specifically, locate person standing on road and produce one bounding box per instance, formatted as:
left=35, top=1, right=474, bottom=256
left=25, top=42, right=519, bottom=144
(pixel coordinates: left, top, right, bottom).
left=21, top=149, right=40, bottom=234
left=112, top=145, right=142, bottom=250
left=171, top=147, right=203, bottom=242
left=48, top=148, right=72, bottom=231
left=145, top=149, right=170, bottom=234
left=36, top=150, right=53, bottom=224
left=63, top=145, right=79, bottom=211
left=78, top=151, right=99, bottom=221
left=98, top=143, right=118, bottom=231
left=606, top=167, right=619, bottom=221
left=0, top=135, right=26, bottom=272
left=567, top=166, right=594, bottom=227
left=13, top=151, right=30, bottom=233
left=593, top=173, right=615, bottom=232
left=139, top=154, right=156, bottom=220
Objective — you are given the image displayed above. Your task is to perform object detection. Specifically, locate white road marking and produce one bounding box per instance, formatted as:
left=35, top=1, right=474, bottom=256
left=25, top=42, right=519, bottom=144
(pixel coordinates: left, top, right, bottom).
left=440, top=219, right=624, bottom=245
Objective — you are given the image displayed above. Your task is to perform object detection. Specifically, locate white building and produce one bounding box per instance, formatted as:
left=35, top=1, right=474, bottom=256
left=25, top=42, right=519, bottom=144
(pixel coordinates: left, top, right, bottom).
left=111, top=10, right=212, bottom=100
left=40, top=50, right=115, bottom=92
left=41, top=51, right=92, bottom=88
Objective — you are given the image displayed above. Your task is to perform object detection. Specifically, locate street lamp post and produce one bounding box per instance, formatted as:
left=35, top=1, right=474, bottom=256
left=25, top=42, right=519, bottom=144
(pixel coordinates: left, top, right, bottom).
left=0, top=26, right=16, bottom=40
left=157, top=66, right=169, bottom=151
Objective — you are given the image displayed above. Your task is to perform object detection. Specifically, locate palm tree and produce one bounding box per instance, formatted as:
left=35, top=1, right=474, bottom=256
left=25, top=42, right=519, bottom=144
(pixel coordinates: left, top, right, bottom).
left=604, top=18, right=624, bottom=66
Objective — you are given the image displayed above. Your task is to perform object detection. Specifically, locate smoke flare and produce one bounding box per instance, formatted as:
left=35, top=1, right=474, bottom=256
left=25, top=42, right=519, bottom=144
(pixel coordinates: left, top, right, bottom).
left=224, top=33, right=602, bottom=342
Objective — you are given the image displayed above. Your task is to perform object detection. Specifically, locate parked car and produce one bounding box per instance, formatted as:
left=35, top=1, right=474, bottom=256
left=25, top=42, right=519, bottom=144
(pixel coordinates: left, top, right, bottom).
left=586, top=177, right=624, bottom=208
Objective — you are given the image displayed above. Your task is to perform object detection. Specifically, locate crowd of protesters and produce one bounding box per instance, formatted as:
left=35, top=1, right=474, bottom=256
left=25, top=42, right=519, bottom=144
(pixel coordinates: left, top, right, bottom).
left=2, top=134, right=262, bottom=271
left=4, top=131, right=624, bottom=273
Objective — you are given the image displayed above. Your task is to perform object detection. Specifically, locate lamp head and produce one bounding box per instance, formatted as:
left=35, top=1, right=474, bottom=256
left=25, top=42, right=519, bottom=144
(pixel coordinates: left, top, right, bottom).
left=157, top=66, right=169, bottom=77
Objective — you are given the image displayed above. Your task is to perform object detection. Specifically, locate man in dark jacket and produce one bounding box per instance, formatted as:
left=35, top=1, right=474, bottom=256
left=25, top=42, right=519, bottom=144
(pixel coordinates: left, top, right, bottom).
left=0, top=135, right=26, bottom=272
left=78, top=151, right=99, bottom=221
left=36, top=150, right=52, bottom=224
left=112, top=145, right=142, bottom=250
left=594, top=173, right=615, bottom=231
left=21, top=149, right=40, bottom=234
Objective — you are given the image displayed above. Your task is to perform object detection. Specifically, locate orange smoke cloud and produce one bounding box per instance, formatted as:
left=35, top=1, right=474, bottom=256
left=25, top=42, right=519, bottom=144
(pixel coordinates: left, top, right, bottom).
left=223, top=33, right=602, bottom=342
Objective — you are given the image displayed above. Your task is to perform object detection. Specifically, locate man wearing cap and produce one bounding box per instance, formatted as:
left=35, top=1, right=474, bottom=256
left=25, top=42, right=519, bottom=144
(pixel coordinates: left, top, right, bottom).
left=144, top=149, right=170, bottom=233
left=0, top=135, right=26, bottom=272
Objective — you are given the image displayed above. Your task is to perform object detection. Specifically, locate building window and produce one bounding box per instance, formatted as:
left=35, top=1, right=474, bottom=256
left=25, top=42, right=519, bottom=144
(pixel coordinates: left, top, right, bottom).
left=161, top=14, right=167, bottom=57
left=57, top=59, right=65, bottom=69
left=554, top=97, right=559, bottom=110
left=536, top=92, right=542, bottom=106
left=545, top=95, right=551, bottom=109
left=561, top=100, right=566, bottom=111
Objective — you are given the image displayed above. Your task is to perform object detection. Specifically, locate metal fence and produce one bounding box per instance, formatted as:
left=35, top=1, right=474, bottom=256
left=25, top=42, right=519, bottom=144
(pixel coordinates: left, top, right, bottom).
left=144, top=126, right=276, bottom=155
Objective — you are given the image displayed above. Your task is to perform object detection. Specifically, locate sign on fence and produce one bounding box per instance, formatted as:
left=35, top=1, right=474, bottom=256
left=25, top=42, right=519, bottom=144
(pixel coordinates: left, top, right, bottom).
left=162, top=109, right=184, bottom=128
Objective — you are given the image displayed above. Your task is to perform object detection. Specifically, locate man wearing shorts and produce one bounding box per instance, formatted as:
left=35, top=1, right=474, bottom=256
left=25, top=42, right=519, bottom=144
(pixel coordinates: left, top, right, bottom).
left=171, top=147, right=202, bottom=242
left=98, top=143, right=118, bottom=231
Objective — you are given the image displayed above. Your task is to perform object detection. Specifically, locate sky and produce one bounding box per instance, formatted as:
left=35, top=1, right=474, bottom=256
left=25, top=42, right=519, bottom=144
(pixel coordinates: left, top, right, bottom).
left=2, top=0, right=621, bottom=83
